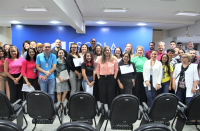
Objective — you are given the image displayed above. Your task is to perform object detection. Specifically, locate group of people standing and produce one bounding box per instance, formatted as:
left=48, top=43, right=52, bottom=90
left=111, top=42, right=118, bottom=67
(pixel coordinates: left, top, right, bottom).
left=0, top=39, right=199, bottom=109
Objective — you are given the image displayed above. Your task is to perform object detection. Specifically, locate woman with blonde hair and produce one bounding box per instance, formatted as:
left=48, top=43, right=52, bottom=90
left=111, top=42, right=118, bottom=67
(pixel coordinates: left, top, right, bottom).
left=96, top=46, right=118, bottom=108
left=124, top=43, right=134, bottom=59
left=131, top=46, right=147, bottom=104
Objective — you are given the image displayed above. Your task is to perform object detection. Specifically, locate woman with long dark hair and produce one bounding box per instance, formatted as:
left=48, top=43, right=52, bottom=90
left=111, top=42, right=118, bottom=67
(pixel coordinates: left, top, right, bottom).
left=21, top=40, right=30, bottom=57
left=81, top=51, right=95, bottom=93
left=159, top=54, right=173, bottom=94
left=114, top=47, right=123, bottom=62
left=0, top=47, right=10, bottom=99
left=21, top=48, right=39, bottom=90
left=66, top=43, right=82, bottom=96
left=4, top=46, right=24, bottom=103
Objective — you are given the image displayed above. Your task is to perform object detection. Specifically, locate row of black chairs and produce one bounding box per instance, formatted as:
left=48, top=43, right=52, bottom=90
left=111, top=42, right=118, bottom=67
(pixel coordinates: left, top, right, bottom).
left=0, top=90, right=200, bottom=131
left=0, top=120, right=172, bottom=131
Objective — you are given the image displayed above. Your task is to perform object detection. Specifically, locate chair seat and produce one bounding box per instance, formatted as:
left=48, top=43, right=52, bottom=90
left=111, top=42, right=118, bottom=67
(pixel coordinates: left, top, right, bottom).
left=111, top=123, right=133, bottom=130
left=32, top=115, right=56, bottom=124
left=72, top=119, right=93, bottom=125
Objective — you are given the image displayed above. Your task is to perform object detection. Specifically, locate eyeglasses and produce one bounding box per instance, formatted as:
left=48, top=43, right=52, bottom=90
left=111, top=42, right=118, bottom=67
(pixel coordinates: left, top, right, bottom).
left=45, top=46, right=51, bottom=48
left=124, top=56, right=129, bottom=58
left=71, top=47, right=78, bottom=49
left=91, top=41, right=96, bottom=42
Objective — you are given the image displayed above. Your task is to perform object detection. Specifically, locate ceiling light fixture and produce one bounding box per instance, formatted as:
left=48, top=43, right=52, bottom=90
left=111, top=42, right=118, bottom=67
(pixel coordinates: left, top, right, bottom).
left=137, top=23, right=147, bottom=26
left=23, top=7, right=47, bottom=11
left=50, top=21, right=60, bottom=24
left=175, top=11, right=199, bottom=16
left=10, top=21, right=21, bottom=24
left=103, top=8, right=128, bottom=12
left=96, top=21, right=106, bottom=24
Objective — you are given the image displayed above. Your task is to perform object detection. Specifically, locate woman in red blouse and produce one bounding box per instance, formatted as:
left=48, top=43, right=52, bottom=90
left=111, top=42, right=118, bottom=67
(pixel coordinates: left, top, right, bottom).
left=22, top=48, right=39, bottom=90
left=0, top=47, right=10, bottom=99
left=96, top=46, right=118, bottom=108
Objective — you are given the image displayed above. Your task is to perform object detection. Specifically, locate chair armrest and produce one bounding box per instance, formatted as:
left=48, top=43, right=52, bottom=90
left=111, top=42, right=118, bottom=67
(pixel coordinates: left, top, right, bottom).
left=62, top=100, right=68, bottom=116
left=104, top=104, right=109, bottom=119
left=12, top=99, right=22, bottom=107
left=55, top=100, right=61, bottom=114
left=97, top=101, right=103, bottom=116
left=178, top=101, right=187, bottom=111
left=22, top=101, right=27, bottom=114
left=142, top=102, right=149, bottom=112
left=177, top=105, right=187, bottom=119
left=138, top=105, right=143, bottom=120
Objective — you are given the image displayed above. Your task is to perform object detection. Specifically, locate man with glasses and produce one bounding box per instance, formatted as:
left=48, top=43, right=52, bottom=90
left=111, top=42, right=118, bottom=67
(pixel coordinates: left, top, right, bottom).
left=185, top=42, right=199, bottom=56
left=36, top=43, right=57, bottom=102
left=89, top=38, right=97, bottom=53
left=50, top=39, right=68, bottom=58
left=145, top=42, right=155, bottom=60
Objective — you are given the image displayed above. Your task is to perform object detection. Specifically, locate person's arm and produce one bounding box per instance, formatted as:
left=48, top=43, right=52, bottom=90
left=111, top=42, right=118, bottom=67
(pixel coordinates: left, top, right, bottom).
left=66, top=54, right=80, bottom=75
left=21, top=60, right=31, bottom=86
left=4, top=60, right=15, bottom=80
left=169, top=71, right=173, bottom=90
left=49, top=64, right=56, bottom=75
left=114, top=59, right=118, bottom=79
left=117, top=79, right=123, bottom=89
left=192, top=81, right=199, bottom=93
left=96, top=58, right=100, bottom=79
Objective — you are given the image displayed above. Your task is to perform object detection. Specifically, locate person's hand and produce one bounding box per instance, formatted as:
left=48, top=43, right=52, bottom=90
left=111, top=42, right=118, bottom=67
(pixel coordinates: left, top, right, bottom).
left=146, top=81, right=151, bottom=86
left=78, top=73, right=82, bottom=79
left=27, top=82, right=31, bottom=87
left=172, top=83, right=176, bottom=91
left=13, top=78, right=19, bottom=84
left=41, top=75, right=47, bottom=81
left=119, top=83, right=123, bottom=89
left=64, top=79, right=68, bottom=81
left=38, top=79, right=39, bottom=84
left=132, top=79, right=135, bottom=87
left=59, top=78, right=64, bottom=83
left=156, top=84, right=161, bottom=90
left=192, top=86, right=197, bottom=93
left=168, top=85, right=172, bottom=91
left=44, top=71, right=50, bottom=77
left=88, top=83, right=93, bottom=87
left=98, top=76, right=100, bottom=79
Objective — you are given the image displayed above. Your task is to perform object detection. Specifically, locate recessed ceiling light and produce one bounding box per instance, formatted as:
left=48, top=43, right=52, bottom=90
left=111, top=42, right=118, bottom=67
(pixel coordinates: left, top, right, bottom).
left=103, top=8, right=128, bottom=12
left=137, top=23, right=147, bottom=26
left=10, top=21, right=21, bottom=24
left=23, top=7, right=47, bottom=11
left=175, top=11, right=199, bottom=16
left=96, top=21, right=106, bottom=24
left=50, top=21, right=60, bottom=24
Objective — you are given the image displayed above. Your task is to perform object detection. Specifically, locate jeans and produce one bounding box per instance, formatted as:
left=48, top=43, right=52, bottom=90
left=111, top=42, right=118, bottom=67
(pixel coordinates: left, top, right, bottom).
left=176, top=87, right=192, bottom=105
left=145, top=76, right=156, bottom=107
left=39, top=78, right=55, bottom=103
left=158, top=80, right=170, bottom=94
left=82, top=76, right=93, bottom=92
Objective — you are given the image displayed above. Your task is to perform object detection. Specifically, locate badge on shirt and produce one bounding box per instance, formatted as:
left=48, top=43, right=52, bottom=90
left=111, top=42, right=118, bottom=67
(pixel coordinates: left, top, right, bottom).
left=46, top=63, right=48, bottom=67
left=33, top=68, right=36, bottom=72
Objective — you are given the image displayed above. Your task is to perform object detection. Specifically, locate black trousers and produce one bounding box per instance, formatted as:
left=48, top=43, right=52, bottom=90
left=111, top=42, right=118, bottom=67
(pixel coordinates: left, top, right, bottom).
left=98, top=75, right=116, bottom=108
left=132, top=72, right=147, bottom=103
left=7, top=73, right=23, bottom=103
left=119, top=78, right=133, bottom=94
left=28, top=77, right=40, bottom=90
left=93, top=74, right=99, bottom=101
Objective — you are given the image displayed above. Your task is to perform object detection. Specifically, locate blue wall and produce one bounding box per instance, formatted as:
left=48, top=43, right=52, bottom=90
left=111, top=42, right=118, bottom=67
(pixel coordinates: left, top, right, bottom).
left=11, top=25, right=152, bottom=54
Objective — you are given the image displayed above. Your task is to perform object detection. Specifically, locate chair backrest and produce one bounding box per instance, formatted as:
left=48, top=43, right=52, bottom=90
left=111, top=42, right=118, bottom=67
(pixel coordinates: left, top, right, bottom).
left=68, top=92, right=96, bottom=120
left=186, top=93, right=200, bottom=120
left=57, top=122, right=96, bottom=131
left=149, top=93, right=178, bottom=121
left=26, top=91, right=55, bottom=119
left=109, top=94, right=139, bottom=124
left=0, top=90, right=14, bottom=117
left=134, top=123, right=171, bottom=131
left=0, top=120, right=23, bottom=131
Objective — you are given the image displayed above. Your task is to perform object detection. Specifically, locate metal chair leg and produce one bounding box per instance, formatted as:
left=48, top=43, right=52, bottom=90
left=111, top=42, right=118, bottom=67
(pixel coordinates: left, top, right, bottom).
left=22, top=115, right=28, bottom=130
left=104, top=120, right=108, bottom=131
left=32, top=123, right=37, bottom=131
left=94, top=118, right=97, bottom=127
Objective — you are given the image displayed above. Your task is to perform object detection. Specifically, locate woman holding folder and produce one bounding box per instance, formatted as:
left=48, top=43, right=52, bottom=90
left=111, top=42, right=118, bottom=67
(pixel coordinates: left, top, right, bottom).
left=55, top=49, right=70, bottom=105
left=66, top=43, right=81, bottom=96
left=117, top=52, right=136, bottom=94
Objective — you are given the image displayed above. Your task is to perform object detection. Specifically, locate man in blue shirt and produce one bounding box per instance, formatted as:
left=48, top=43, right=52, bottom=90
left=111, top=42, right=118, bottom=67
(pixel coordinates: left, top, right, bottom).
left=36, top=43, right=57, bottom=102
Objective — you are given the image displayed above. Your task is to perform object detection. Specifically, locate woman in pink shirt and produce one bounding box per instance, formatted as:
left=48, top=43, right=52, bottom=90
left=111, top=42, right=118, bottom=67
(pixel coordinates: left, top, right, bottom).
left=4, top=46, right=24, bottom=103
left=96, top=46, right=118, bottom=108
left=0, top=47, right=10, bottom=99
left=22, top=48, right=39, bottom=91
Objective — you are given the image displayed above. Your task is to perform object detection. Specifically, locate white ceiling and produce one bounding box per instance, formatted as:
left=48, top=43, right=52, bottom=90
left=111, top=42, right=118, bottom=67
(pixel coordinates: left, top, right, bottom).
left=0, top=0, right=200, bottom=30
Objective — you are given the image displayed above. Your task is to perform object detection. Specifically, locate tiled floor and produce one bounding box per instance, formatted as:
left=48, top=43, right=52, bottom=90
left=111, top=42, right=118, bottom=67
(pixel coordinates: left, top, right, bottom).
left=18, top=113, right=200, bottom=131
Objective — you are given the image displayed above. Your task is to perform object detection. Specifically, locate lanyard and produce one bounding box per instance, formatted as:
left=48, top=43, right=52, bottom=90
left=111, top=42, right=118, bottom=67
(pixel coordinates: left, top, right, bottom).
left=44, top=53, right=50, bottom=63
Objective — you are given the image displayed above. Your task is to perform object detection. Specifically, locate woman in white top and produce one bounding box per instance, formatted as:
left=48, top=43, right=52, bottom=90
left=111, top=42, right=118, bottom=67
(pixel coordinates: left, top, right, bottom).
left=173, top=53, right=199, bottom=105
left=114, top=47, right=123, bottom=63
left=79, top=44, right=88, bottom=58
left=143, top=50, right=162, bottom=107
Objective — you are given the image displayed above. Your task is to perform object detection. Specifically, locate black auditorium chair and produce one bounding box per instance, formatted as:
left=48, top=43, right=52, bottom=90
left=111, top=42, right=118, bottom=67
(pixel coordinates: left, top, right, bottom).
left=140, top=93, right=178, bottom=131
left=134, top=123, right=171, bottom=131
left=57, top=122, right=96, bottom=131
left=22, top=90, right=66, bottom=131
left=65, top=92, right=102, bottom=127
left=0, top=90, right=27, bottom=130
left=103, top=94, right=142, bottom=131
left=175, top=93, right=200, bottom=131
left=0, top=120, right=23, bottom=131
